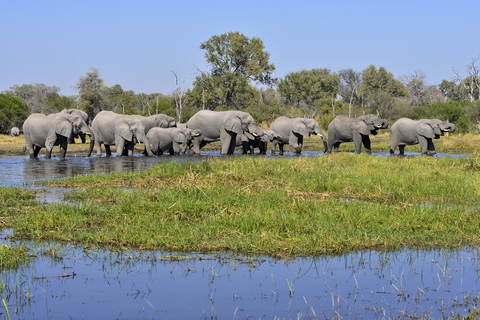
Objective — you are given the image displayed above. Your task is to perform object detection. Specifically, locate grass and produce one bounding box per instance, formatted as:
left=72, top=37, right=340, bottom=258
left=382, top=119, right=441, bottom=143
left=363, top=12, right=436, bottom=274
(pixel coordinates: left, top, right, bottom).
left=3, top=154, right=480, bottom=258
left=0, top=245, right=32, bottom=270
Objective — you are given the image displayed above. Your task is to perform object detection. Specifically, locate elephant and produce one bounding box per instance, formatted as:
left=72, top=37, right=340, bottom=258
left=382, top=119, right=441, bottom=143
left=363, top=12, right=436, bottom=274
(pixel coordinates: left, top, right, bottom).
left=130, top=114, right=176, bottom=133
left=270, top=117, right=327, bottom=155
left=10, top=127, right=20, bottom=137
left=389, top=118, right=456, bottom=155
left=61, top=108, right=90, bottom=143
left=88, top=111, right=154, bottom=157
left=327, top=114, right=389, bottom=154
left=236, top=130, right=282, bottom=155
left=23, top=113, right=94, bottom=159
left=186, top=110, right=264, bottom=155
left=146, top=127, right=202, bottom=155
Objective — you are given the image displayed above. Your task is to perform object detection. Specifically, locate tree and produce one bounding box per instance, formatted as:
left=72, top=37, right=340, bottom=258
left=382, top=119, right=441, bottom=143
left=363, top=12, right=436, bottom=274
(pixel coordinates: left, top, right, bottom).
left=194, top=31, right=276, bottom=109
left=0, top=93, right=30, bottom=134
left=171, top=71, right=191, bottom=122
left=339, top=68, right=362, bottom=117
left=453, top=56, right=480, bottom=102
left=358, top=65, right=408, bottom=117
left=276, top=68, right=340, bottom=117
left=75, top=67, right=110, bottom=118
left=401, top=71, right=444, bottom=107
left=7, top=83, right=64, bottom=114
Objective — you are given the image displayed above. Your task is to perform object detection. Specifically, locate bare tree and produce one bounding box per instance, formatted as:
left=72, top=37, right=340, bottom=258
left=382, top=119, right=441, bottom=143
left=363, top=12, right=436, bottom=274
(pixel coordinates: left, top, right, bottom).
left=172, top=71, right=191, bottom=122
left=453, top=56, right=480, bottom=102
left=339, top=69, right=362, bottom=117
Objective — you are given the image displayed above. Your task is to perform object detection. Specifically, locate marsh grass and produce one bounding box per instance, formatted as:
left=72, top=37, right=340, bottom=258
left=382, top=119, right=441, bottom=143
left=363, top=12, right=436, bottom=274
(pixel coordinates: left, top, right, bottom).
left=4, top=154, right=480, bottom=257
left=0, top=245, right=32, bottom=270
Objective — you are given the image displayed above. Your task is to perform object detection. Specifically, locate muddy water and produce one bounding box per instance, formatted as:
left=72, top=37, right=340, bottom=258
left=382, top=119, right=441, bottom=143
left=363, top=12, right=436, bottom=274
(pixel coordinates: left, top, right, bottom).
left=0, top=153, right=478, bottom=319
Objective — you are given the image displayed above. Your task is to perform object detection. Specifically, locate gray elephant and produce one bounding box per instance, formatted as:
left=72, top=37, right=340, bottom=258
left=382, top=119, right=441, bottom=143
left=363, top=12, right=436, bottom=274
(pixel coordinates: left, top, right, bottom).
left=23, top=113, right=94, bottom=159
left=10, top=127, right=20, bottom=137
left=389, top=117, right=456, bottom=155
left=270, top=117, right=327, bottom=155
left=89, top=111, right=154, bottom=157
left=146, top=127, right=202, bottom=155
left=186, top=110, right=264, bottom=155
left=131, top=114, right=176, bottom=133
left=236, top=130, right=282, bottom=155
left=327, top=114, right=389, bottom=154
left=61, top=108, right=90, bottom=143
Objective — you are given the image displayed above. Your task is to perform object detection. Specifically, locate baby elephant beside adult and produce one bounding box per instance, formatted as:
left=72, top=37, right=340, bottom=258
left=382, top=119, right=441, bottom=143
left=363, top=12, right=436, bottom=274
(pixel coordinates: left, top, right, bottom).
left=23, top=113, right=94, bottom=159
left=270, top=117, right=327, bottom=155
left=146, top=127, right=202, bottom=155
left=389, top=118, right=456, bottom=155
left=186, top=110, right=264, bottom=155
left=327, top=114, right=389, bottom=154
left=89, top=111, right=154, bottom=157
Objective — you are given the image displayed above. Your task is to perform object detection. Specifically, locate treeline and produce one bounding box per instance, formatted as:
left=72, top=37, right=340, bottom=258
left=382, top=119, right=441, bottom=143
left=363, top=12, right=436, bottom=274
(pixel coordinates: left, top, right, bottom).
left=1, top=31, right=480, bottom=135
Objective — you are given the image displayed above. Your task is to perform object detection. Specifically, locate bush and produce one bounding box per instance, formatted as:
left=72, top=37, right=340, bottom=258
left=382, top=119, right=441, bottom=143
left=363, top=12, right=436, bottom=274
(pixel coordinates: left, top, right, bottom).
left=0, top=94, right=30, bottom=134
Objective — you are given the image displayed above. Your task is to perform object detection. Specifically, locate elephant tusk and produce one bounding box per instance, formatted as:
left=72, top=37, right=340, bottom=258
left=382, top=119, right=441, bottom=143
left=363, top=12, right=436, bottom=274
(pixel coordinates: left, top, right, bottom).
left=251, top=133, right=258, bottom=137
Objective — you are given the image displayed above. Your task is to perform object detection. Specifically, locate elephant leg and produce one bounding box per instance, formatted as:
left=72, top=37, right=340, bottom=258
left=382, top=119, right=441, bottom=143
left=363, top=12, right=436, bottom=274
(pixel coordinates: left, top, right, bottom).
left=418, top=137, right=428, bottom=154
left=278, top=143, right=284, bottom=155
left=427, top=139, right=436, bottom=154
left=271, top=140, right=278, bottom=155
left=353, top=133, right=363, bottom=154
left=398, top=145, right=405, bottom=154
left=124, top=141, right=134, bottom=156
left=105, top=145, right=112, bottom=157
left=333, top=142, right=341, bottom=153
left=294, top=136, right=303, bottom=154
left=361, top=135, right=371, bottom=154
left=33, top=146, right=42, bottom=158
left=95, top=140, right=103, bottom=157
left=59, top=143, right=68, bottom=158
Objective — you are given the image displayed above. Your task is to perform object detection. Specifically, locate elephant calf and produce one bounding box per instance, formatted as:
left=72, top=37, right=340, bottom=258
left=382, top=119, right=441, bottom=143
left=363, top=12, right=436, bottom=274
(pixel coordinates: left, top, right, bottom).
left=10, top=127, right=20, bottom=137
left=270, top=117, right=327, bottom=155
left=327, top=114, right=389, bottom=154
left=146, top=127, right=202, bottom=155
left=389, top=118, right=456, bottom=155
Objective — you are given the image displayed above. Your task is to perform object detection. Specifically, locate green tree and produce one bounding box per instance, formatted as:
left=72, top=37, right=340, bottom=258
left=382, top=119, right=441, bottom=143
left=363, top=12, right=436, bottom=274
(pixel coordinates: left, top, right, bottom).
left=193, top=31, right=276, bottom=109
left=0, top=93, right=30, bottom=134
left=439, top=80, right=466, bottom=102
left=358, top=65, right=408, bottom=117
left=76, top=67, right=110, bottom=119
left=277, top=68, right=340, bottom=117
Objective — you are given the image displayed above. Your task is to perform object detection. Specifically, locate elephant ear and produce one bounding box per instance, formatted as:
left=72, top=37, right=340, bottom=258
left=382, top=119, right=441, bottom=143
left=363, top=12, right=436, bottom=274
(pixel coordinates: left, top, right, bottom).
left=291, top=119, right=309, bottom=136
left=173, top=132, right=185, bottom=144
left=351, top=118, right=370, bottom=135
left=116, top=121, right=133, bottom=141
left=53, top=116, right=73, bottom=137
left=417, top=121, right=435, bottom=138
left=224, top=115, right=242, bottom=134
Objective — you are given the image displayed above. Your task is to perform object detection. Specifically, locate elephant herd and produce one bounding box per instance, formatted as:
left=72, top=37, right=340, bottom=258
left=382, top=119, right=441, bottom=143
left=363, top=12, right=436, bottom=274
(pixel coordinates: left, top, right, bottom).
left=20, top=108, right=456, bottom=159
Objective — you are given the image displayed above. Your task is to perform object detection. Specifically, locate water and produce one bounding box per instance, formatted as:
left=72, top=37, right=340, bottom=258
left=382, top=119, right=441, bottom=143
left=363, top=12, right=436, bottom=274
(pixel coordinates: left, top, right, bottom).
left=0, top=152, right=478, bottom=319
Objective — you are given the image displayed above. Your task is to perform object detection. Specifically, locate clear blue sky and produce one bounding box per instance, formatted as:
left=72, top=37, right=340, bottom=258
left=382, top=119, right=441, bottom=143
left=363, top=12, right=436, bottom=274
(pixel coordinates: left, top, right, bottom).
left=1, top=0, right=479, bottom=97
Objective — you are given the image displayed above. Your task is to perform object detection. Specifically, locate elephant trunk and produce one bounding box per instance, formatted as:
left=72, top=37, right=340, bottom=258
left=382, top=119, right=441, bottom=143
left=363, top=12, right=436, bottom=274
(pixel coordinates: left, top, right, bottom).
left=85, top=128, right=95, bottom=157
left=137, top=132, right=154, bottom=156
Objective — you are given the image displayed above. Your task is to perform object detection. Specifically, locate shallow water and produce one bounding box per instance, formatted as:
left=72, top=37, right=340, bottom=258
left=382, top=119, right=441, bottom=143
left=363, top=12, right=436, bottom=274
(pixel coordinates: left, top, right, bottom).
left=0, top=152, right=478, bottom=318
left=2, top=231, right=480, bottom=319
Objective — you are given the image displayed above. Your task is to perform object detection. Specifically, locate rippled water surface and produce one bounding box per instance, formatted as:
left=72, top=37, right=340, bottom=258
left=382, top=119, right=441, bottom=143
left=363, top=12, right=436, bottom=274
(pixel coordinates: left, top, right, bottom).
left=0, top=152, right=478, bottom=319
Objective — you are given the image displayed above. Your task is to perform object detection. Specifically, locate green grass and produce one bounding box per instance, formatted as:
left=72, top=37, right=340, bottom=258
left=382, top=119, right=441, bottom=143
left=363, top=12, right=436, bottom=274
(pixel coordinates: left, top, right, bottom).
left=4, top=154, right=480, bottom=257
left=0, top=245, right=32, bottom=270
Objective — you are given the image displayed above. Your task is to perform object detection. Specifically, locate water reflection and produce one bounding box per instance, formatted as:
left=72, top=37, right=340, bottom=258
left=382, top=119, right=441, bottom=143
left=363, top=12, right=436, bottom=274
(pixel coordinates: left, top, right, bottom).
left=1, top=233, right=479, bottom=319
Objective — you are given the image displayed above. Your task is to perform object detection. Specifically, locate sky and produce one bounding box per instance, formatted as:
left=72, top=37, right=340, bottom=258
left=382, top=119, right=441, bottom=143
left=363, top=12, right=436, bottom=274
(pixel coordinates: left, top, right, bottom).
left=1, top=0, right=479, bottom=97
